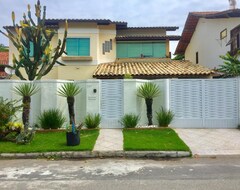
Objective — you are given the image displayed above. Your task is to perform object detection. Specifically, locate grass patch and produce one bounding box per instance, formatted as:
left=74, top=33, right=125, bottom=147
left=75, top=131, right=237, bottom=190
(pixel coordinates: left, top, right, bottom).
left=0, top=129, right=99, bottom=153
left=123, top=128, right=190, bottom=151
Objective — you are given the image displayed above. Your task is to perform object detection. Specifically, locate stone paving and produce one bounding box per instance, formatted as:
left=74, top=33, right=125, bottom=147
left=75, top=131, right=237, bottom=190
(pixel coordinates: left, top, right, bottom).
left=93, top=129, right=123, bottom=151
left=174, top=129, right=240, bottom=156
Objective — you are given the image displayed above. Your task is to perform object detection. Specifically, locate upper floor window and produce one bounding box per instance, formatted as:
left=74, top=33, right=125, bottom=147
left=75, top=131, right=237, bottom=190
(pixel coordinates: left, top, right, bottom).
left=66, top=38, right=90, bottom=56
left=228, top=25, right=240, bottom=55
left=117, top=42, right=166, bottom=58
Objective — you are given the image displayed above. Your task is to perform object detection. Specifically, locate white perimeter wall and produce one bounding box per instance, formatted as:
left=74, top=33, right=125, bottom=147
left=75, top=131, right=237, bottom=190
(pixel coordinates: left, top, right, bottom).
left=0, top=79, right=239, bottom=128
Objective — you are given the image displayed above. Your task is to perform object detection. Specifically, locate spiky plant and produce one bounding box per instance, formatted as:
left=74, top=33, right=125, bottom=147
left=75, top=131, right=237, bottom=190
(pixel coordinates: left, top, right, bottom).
left=13, top=83, right=39, bottom=131
left=0, top=0, right=68, bottom=80
left=38, top=109, right=66, bottom=129
left=58, top=83, right=81, bottom=125
left=137, top=82, right=160, bottom=125
left=218, top=51, right=240, bottom=77
left=120, top=114, right=140, bottom=128
left=84, top=113, right=101, bottom=129
left=156, top=107, right=174, bottom=127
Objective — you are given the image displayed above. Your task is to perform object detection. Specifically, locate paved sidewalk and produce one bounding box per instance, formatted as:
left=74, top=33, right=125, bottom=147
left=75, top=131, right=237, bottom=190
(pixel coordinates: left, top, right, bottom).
left=93, top=129, right=123, bottom=151
left=175, top=129, right=240, bottom=157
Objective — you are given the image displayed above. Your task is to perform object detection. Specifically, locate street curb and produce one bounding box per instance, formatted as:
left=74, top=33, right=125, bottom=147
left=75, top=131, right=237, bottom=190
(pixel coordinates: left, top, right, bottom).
left=0, top=151, right=191, bottom=159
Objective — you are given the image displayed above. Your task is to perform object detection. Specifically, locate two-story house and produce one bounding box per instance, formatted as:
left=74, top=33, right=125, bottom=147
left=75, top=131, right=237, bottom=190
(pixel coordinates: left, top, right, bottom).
left=6, top=18, right=214, bottom=80
left=175, top=9, right=240, bottom=69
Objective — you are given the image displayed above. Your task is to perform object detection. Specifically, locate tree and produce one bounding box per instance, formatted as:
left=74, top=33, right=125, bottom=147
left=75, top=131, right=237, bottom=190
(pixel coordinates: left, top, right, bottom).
left=0, top=0, right=68, bottom=80
left=137, top=82, right=160, bottom=125
left=13, top=83, right=39, bottom=131
left=58, top=83, right=81, bottom=125
left=0, top=44, right=8, bottom=52
left=218, top=51, right=240, bottom=77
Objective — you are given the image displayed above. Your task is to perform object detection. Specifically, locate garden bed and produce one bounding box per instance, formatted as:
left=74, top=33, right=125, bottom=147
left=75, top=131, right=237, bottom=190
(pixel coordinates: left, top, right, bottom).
left=0, top=129, right=99, bottom=153
left=123, top=128, right=190, bottom=151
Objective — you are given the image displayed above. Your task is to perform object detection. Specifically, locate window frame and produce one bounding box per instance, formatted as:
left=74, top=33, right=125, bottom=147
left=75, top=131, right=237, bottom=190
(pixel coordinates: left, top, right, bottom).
left=220, top=28, right=227, bottom=40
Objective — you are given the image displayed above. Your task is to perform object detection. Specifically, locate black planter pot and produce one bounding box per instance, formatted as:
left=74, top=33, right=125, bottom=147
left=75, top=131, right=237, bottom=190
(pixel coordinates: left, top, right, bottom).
left=66, top=131, right=80, bottom=146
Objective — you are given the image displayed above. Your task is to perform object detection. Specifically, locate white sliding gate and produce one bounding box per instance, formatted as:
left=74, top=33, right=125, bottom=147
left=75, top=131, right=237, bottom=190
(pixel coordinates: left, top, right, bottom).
left=170, top=79, right=239, bottom=128
left=100, top=80, right=123, bottom=128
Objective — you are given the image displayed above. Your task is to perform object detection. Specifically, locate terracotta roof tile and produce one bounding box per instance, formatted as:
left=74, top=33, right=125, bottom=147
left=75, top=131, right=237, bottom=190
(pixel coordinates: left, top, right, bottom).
left=0, top=52, right=9, bottom=78
left=93, top=58, right=214, bottom=79
left=0, top=52, right=9, bottom=65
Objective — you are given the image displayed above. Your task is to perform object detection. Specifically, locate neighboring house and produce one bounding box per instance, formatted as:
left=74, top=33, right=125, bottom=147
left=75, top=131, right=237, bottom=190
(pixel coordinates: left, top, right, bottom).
left=0, top=52, right=8, bottom=79
left=175, top=9, right=240, bottom=69
left=6, top=18, right=213, bottom=80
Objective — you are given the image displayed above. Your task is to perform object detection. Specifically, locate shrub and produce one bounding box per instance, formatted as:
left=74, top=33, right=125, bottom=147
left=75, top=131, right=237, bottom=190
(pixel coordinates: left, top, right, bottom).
left=156, top=107, right=174, bottom=127
left=0, top=97, right=22, bottom=127
left=84, top=114, right=101, bottom=129
left=124, top=73, right=133, bottom=79
left=120, top=114, right=140, bottom=128
left=38, top=109, right=66, bottom=129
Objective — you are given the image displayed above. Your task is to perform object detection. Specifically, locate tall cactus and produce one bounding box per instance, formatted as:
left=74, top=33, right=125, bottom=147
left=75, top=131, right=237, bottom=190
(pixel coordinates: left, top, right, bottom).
left=0, top=0, right=67, bottom=80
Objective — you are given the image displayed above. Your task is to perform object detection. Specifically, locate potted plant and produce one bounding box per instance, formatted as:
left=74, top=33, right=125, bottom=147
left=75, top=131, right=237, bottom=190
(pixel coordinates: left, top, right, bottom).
left=66, top=120, right=80, bottom=146
left=58, top=83, right=81, bottom=146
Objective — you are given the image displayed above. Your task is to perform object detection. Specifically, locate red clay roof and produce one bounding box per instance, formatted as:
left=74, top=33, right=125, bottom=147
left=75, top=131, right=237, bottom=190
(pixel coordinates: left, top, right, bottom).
left=0, top=52, right=9, bottom=78
left=0, top=52, right=9, bottom=65
left=175, top=9, right=240, bottom=55
left=93, top=58, right=214, bottom=79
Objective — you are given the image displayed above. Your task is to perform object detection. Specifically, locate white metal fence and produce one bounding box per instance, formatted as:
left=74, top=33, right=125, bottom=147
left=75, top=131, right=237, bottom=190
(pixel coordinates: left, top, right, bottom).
left=169, top=79, right=239, bottom=128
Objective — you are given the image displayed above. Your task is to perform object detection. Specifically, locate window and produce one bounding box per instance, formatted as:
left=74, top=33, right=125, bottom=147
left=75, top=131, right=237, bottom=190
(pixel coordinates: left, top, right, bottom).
left=24, top=42, right=34, bottom=57
left=117, top=42, right=166, bottom=58
left=229, top=25, right=240, bottom=55
left=196, top=52, right=199, bottom=64
left=66, top=38, right=90, bottom=56
left=237, top=33, right=240, bottom=49
left=220, top=29, right=227, bottom=40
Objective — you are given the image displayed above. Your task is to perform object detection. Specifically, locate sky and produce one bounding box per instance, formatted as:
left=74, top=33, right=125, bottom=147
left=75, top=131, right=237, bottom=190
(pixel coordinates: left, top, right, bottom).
left=0, top=0, right=235, bottom=53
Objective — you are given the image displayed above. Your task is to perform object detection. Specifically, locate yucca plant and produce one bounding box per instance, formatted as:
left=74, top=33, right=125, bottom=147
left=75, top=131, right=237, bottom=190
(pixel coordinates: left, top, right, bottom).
left=84, top=113, right=101, bottom=129
left=120, top=114, right=140, bottom=128
left=13, top=83, right=39, bottom=131
left=38, top=109, right=66, bottom=129
left=156, top=107, right=174, bottom=127
left=137, top=82, right=160, bottom=125
left=58, top=83, right=81, bottom=125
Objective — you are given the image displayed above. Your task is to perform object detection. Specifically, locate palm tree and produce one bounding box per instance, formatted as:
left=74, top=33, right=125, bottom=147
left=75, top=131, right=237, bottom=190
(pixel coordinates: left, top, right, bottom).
left=137, top=82, right=160, bottom=125
left=58, top=83, right=81, bottom=125
left=218, top=51, right=240, bottom=77
left=13, top=83, right=39, bottom=131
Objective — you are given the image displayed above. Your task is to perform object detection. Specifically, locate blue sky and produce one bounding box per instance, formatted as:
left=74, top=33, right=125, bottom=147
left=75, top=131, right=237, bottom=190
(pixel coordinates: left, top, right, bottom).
left=0, top=0, right=234, bottom=53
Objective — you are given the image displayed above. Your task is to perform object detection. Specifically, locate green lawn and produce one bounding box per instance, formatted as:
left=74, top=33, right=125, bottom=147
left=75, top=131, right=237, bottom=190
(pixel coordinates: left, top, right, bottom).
left=123, top=128, right=190, bottom=151
left=0, top=129, right=99, bottom=153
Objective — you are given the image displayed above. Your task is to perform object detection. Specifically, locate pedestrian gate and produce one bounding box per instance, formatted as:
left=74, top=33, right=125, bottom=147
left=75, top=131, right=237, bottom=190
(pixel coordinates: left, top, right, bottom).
left=100, top=80, right=123, bottom=128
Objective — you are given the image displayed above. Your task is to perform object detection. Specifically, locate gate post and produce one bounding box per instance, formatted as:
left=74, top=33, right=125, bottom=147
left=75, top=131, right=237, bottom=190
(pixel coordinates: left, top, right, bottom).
left=86, top=79, right=100, bottom=115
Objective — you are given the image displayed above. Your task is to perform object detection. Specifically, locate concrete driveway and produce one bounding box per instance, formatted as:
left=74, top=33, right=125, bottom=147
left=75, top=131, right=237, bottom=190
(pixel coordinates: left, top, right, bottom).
left=174, top=129, right=240, bottom=157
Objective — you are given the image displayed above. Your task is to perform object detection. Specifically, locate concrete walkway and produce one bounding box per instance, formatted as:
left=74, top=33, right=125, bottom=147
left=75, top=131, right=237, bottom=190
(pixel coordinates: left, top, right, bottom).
left=93, top=129, right=123, bottom=151
left=175, top=129, right=240, bottom=157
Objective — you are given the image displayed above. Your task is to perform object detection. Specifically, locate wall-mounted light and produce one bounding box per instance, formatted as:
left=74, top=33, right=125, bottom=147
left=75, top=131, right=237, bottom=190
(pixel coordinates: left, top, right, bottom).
left=93, top=89, right=97, bottom=93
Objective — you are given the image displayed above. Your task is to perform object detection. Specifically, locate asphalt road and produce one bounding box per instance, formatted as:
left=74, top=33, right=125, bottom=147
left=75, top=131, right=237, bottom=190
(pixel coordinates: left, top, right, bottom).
left=0, top=157, right=239, bottom=190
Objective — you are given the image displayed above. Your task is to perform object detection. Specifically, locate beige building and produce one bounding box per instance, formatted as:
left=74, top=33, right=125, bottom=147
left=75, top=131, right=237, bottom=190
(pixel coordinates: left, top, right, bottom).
left=6, top=19, right=182, bottom=80
left=175, top=9, right=240, bottom=69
